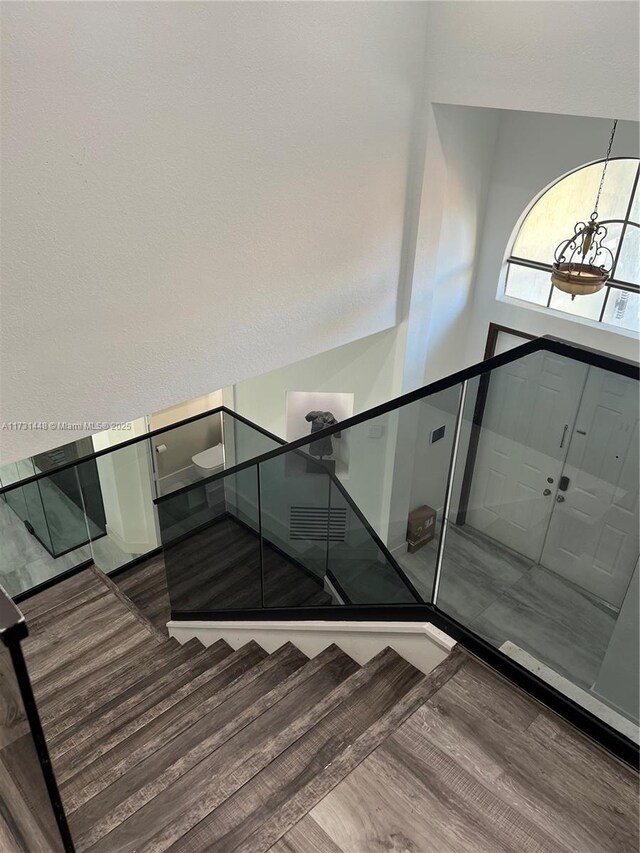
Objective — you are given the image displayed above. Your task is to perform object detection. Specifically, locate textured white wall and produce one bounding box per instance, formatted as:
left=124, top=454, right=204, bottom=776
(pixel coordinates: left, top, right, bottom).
left=0, top=2, right=427, bottom=462
left=232, top=327, right=402, bottom=438
left=424, top=1, right=639, bottom=122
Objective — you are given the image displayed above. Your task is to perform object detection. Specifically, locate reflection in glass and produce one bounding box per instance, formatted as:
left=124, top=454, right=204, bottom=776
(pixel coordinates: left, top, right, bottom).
left=437, top=356, right=639, bottom=740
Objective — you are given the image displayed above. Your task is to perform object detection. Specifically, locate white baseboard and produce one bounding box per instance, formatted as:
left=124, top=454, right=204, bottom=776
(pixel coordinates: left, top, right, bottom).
left=167, top=619, right=455, bottom=675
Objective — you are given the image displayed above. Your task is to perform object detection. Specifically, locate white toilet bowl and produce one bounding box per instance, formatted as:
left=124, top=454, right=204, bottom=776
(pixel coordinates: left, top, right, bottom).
left=192, top=444, right=224, bottom=477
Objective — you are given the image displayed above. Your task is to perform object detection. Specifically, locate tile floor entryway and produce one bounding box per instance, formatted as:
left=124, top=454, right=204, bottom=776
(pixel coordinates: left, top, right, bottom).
left=397, top=523, right=619, bottom=695
left=0, top=496, right=137, bottom=596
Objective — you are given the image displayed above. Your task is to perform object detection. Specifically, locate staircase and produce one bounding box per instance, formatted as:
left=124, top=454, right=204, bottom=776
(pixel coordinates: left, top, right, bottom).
left=20, top=566, right=437, bottom=852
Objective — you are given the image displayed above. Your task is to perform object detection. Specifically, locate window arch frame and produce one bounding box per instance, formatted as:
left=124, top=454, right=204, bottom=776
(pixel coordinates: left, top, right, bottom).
left=502, top=155, right=640, bottom=327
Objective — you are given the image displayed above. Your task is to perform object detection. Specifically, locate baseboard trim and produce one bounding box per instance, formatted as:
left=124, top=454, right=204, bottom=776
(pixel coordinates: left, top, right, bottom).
left=167, top=618, right=456, bottom=675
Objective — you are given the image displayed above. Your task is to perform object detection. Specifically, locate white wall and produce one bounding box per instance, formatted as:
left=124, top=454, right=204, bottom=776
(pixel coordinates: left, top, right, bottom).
left=2, top=0, right=638, bottom=467
left=230, top=326, right=404, bottom=536
left=0, top=2, right=427, bottom=462
left=464, top=112, right=640, bottom=369
left=92, top=419, right=158, bottom=555
left=424, top=1, right=639, bottom=122
left=421, top=105, right=500, bottom=383
left=232, top=327, right=403, bottom=439
left=398, top=0, right=640, bottom=398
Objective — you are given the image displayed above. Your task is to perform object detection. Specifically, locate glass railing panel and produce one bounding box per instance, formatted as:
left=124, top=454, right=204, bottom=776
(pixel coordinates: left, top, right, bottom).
left=159, top=465, right=261, bottom=613
left=258, top=451, right=330, bottom=607
left=327, top=478, right=416, bottom=604
left=75, top=442, right=159, bottom=574
left=282, top=386, right=463, bottom=604
left=438, top=353, right=640, bottom=741
left=39, top=467, right=104, bottom=557
left=151, top=410, right=225, bottom=497
left=222, top=411, right=283, bottom=466
left=0, top=472, right=93, bottom=597
left=149, top=409, right=281, bottom=499
left=0, top=615, right=67, bottom=851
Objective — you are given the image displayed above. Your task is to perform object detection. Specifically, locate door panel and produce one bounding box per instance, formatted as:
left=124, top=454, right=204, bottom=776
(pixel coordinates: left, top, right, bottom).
left=540, top=369, right=639, bottom=608
left=467, top=352, right=588, bottom=560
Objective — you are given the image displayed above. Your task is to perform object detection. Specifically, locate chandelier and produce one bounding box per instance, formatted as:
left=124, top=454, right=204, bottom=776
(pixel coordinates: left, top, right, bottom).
left=551, top=120, right=618, bottom=299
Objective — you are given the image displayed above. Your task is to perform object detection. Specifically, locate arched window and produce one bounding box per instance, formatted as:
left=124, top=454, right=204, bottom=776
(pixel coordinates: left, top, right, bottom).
left=504, top=158, right=640, bottom=333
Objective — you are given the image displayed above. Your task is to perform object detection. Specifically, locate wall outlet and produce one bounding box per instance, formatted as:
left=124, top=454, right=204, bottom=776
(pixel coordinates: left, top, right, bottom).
left=430, top=425, right=446, bottom=444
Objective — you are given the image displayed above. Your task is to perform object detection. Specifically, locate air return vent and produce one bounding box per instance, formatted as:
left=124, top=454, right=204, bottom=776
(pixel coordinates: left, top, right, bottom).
left=289, top=506, right=347, bottom=542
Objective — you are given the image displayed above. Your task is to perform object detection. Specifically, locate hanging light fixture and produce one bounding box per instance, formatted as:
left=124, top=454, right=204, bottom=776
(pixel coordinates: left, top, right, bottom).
left=551, top=119, right=618, bottom=299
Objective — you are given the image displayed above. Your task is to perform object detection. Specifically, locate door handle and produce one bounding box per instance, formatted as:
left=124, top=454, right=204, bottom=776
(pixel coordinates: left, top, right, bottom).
left=559, top=424, right=569, bottom=448
left=543, top=489, right=552, bottom=496
left=559, top=475, right=570, bottom=491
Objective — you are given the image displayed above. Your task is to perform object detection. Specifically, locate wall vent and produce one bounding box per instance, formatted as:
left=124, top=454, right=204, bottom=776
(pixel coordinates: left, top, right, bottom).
left=289, top=506, right=347, bottom=542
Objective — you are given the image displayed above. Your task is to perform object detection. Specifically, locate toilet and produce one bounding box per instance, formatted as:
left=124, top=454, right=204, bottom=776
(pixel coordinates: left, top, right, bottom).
left=191, top=443, right=224, bottom=477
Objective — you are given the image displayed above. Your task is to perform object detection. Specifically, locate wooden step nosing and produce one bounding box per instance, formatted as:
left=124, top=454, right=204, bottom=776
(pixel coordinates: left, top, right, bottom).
left=51, top=641, right=233, bottom=761
left=57, top=643, right=270, bottom=793
left=93, top=566, right=166, bottom=642
left=69, top=646, right=355, bottom=850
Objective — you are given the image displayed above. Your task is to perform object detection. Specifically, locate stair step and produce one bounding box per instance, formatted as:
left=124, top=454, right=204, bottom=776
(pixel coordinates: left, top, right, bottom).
left=25, top=588, right=144, bottom=680
left=76, top=643, right=357, bottom=853
left=50, top=639, right=232, bottom=759
left=32, top=618, right=152, bottom=703
left=40, top=636, right=198, bottom=733
left=153, top=647, right=428, bottom=853
left=70, top=642, right=330, bottom=850
left=58, top=640, right=269, bottom=804
left=98, top=566, right=167, bottom=639
left=19, top=568, right=107, bottom=626
left=82, top=647, right=421, bottom=853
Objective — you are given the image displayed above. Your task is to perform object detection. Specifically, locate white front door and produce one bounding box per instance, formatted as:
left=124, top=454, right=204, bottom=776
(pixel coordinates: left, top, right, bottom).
left=540, top=368, right=639, bottom=608
left=466, top=351, right=588, bottom=560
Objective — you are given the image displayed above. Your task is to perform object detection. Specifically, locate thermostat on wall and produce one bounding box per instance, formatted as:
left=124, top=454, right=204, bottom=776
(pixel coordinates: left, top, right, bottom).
left=430, top=425, right=445, bottom=444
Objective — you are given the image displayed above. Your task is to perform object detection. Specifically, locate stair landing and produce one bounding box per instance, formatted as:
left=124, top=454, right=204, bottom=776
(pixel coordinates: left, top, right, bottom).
left=19, top=567, right=638, bottom=853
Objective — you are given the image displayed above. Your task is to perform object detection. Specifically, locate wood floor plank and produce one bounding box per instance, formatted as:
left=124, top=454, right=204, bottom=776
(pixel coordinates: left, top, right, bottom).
left=163, top=648, right=427, bottom=853
left=25, top=592, right=136, bottom=678
left=99, top=566, right=168, bottom=639
left=19, top=569, right=105, bottom=624
left=51, top=640, right=232, bottom=761
left=58, top=641, right=269, bottom=799
left=80, top=646, right=357, bottom=853
left=39, top=635, right=188, bottom=730
left=268, top=816, right=344, bottom=853
left=33, top=619, right=150, bottom=703
left=410, top=659, right=638, bottom=853
left=311, top=732, right=560, bottom=853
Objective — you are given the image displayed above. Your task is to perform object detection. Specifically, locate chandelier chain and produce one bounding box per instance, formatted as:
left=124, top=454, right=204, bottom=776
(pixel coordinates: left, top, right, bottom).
left=592, top=119, right=618, bottom=219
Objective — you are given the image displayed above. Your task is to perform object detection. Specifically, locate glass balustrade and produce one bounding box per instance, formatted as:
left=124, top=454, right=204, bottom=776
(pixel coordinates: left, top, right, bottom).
left=0, top=588, right=71, bottom=851
left=1, top=339, right=638, bottom=752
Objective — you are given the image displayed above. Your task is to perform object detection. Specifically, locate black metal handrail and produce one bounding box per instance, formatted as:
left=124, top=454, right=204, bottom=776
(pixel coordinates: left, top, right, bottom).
left=160, top=407, right=422, bottom=604
left=155, top=335, right=639, bottom=504
left=0, top=585, right=75, bottom=851
left=0, top=405, right=238, bottom=497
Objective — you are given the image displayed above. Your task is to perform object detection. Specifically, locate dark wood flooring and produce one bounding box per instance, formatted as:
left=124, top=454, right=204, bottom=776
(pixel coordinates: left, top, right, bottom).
left=160, top=515, right=332, bottom=614
left=113, top=555, right=172, bottom=635
left=277, top=657, right=640, bottom=853
left=16, top=567, right=638, bottom=853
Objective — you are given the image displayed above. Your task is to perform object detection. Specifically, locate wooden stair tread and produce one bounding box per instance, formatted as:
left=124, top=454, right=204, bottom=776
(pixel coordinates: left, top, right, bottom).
left=57, top=640, right=268, bottom=793
left=40, top=636, right=198, bottom=733
left=50, top=639, right=233, bottom=760
left=144, top=647, right=426, bottom=853
left=70, top=642, right=336, bottom=850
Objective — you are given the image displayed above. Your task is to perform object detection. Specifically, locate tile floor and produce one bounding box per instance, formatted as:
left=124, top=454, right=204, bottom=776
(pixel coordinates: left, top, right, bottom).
left=0, top=497, right=140, bottom=596
left=397, top=523, right=619, bottom=695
